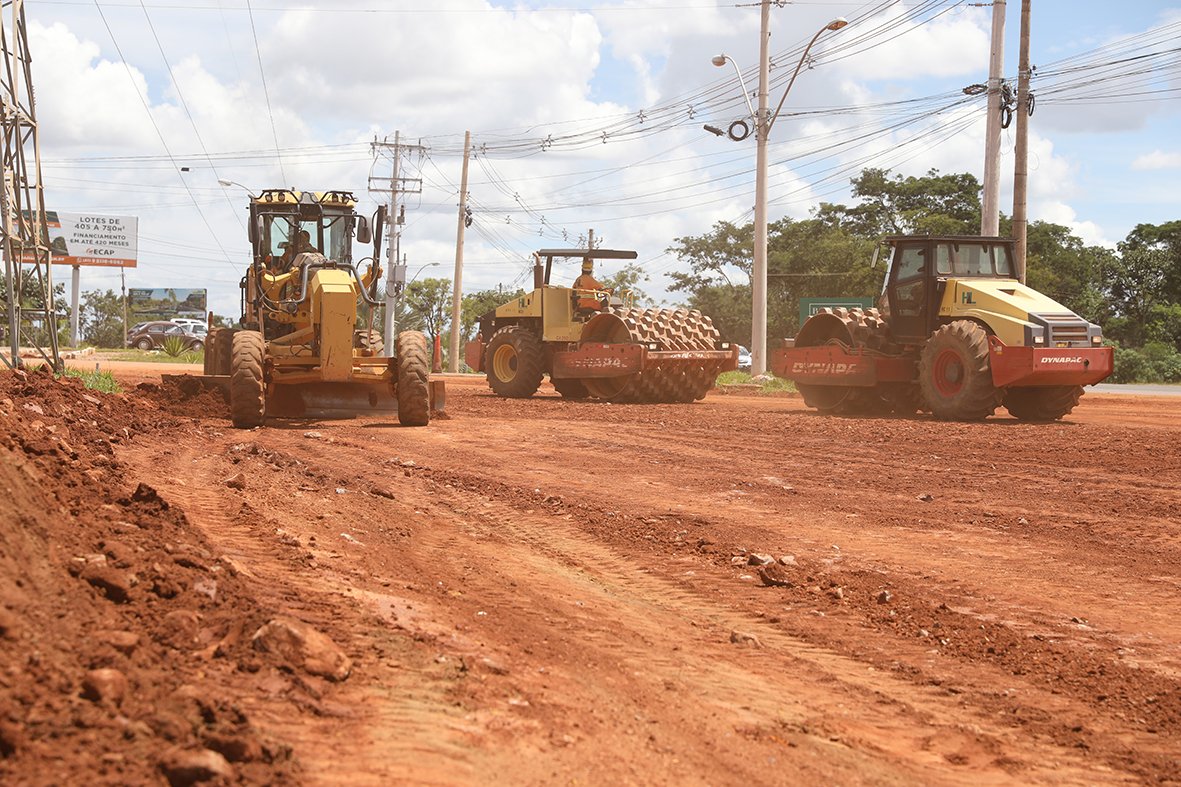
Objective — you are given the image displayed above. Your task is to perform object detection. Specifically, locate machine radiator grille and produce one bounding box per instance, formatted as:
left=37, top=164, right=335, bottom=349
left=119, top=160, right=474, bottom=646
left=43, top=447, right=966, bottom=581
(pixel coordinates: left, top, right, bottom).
left=1040, top=313, right=1091, bottom=347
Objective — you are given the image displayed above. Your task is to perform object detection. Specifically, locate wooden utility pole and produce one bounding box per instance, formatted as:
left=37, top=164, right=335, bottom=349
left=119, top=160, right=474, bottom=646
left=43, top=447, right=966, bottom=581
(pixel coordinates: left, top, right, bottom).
left=981, top=0, right=1006, bottom=236
left=1012, top=0, right=1032, bottom=283
left=448, top=130, right=471, bottom=373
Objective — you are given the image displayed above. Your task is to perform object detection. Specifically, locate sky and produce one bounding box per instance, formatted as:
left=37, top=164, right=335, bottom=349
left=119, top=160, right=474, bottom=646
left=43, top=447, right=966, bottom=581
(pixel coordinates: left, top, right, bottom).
left=21, top=0, right=1181, bottom=320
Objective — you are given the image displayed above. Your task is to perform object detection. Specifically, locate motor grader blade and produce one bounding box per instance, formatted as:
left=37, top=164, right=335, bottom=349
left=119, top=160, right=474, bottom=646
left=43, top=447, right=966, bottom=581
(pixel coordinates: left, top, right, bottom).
left=266, top=381, right=396, bottom=419
left=266, top=378, right=447, bottom=420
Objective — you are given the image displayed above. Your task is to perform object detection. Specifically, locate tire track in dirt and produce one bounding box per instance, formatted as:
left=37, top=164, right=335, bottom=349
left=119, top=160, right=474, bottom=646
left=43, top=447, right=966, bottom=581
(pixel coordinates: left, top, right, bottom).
left=416, top=474, right=1132, bottom=785
left=123, top=432, right=487, bottom=786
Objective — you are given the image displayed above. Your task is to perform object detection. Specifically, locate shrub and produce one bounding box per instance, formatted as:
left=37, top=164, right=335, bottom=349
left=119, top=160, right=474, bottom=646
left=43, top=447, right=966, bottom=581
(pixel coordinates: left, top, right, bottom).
left=161, top=335, right=188, bottom=357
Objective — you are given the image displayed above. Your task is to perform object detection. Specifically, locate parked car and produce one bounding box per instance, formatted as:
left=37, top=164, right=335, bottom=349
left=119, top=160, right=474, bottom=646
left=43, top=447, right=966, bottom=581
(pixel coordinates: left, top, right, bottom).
left=127, top=321, right=205, bottom=352
left=171, top=318, right=207, bottom=330
left=737, top=345, right=752, bottom=372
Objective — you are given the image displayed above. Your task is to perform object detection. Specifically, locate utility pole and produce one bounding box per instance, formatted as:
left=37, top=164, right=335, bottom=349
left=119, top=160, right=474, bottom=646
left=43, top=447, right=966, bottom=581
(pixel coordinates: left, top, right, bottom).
left=980, top=0, right=1006, bottom=236
left=448, top=130, right=471, bottom=373
left=369, top=132, right=424, bottom=343
left=1, top=0, right=60, bottom=372
left=750, top=0, right=772, bottom=377
left=1012, top=0, right=1032, bottom=283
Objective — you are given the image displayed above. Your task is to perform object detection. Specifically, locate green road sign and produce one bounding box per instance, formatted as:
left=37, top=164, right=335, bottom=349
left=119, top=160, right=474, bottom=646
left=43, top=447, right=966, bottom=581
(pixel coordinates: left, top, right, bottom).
left=799, top=297, right=874, bottom=327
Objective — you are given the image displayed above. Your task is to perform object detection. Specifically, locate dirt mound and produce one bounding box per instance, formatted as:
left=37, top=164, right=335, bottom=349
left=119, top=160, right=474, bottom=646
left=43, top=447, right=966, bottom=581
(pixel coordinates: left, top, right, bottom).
left=136, top=375, right=231, bottom=420
left=0, top=368, right=292, bottom=784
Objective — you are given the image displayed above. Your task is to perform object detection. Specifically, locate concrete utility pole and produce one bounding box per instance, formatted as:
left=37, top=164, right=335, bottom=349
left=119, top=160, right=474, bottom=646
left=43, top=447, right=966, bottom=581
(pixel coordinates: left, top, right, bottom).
left=981, top=0, right=1006, bottom=236
left=750, top=0, right=772, bottom=377
left=1012, top=0, right=1032, bottom=283
left=369, top=132, right=424, bottom=343
left=448, top=130, right=471, bottom=373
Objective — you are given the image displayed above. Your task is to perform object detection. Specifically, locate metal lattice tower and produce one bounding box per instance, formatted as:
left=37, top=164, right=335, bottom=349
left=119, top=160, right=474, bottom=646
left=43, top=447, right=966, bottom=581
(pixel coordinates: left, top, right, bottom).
left=1, top=0, right=59, bottom=371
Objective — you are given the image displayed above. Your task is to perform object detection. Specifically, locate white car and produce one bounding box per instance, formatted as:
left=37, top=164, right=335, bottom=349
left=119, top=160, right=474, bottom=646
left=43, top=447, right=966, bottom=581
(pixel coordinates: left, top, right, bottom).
left=737, top=345, right=752, bottom=371
left=171, top=318, right=206, bottom=330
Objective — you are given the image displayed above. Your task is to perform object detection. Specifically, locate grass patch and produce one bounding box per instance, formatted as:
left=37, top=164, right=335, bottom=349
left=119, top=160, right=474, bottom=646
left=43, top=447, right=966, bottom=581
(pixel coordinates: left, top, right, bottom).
left=104, top=349, right=203, bottom=364
left=716, top=370, right=796, bottom=394
left=60, top=367, right=122, bottom=394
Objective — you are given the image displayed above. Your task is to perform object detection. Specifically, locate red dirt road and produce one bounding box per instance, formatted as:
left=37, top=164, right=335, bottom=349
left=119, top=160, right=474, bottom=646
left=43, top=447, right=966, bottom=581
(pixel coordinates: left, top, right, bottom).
left=4, top=370, right=1180, bottom=784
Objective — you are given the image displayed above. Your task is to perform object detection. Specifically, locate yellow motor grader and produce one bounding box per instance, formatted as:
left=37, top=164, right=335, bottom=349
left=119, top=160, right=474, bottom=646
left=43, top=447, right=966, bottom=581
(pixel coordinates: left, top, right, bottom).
left=200, top=188, right=436, bottom=429
left=771, top=235, right=1113, bottom=421
left=465, top=248, right=738, bottom=403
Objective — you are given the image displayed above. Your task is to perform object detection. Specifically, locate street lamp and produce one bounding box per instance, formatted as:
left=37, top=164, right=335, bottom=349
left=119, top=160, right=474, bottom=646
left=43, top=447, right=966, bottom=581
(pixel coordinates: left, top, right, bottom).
left=711, top=12, right=847, bottom=376
left=217, top=178, right=257, bottom=197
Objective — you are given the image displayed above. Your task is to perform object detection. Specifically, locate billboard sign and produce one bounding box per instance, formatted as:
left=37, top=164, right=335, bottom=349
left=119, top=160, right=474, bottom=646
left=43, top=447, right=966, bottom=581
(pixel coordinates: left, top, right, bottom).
left=39, top=212, right=138, bottom=267
left=128, top=288, right=207, bottom=317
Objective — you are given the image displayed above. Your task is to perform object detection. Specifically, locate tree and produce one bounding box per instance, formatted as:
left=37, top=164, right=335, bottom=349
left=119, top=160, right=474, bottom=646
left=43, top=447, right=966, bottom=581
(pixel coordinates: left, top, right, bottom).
left=403, top=277, right=451, bottom=346
left=600, top=263, right=652, bottom=306
left=815, top=168, right=982, bottom=236
left=460, top=287, right=525, bottom=344
left=1, top=276, right=67, bottom=348
left=1020, top=220, right=1115, bottom=324
left=80, top=289, right=125, bottom=348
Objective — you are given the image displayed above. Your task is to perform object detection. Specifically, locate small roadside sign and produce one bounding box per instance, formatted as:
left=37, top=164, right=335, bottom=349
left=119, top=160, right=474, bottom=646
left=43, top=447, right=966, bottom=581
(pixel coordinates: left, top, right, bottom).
left=799, top=297, right=874, bottom=327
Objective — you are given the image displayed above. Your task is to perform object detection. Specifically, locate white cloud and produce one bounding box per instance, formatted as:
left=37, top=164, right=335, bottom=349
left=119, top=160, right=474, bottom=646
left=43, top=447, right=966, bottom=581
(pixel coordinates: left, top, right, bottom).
left=1131, top=150, right=1181, bottom=170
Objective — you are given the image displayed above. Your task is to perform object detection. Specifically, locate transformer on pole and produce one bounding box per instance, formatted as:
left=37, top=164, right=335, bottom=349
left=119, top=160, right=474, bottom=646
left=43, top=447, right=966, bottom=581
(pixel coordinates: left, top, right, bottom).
left=1, top=0, right=60, bottom=371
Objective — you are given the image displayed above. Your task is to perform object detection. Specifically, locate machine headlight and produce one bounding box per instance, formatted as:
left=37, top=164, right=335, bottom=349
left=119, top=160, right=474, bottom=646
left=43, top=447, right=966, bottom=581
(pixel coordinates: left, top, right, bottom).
left=1091, top=334, right=1102, bottom=345
left=1033, top=335, right=1045, bottom=344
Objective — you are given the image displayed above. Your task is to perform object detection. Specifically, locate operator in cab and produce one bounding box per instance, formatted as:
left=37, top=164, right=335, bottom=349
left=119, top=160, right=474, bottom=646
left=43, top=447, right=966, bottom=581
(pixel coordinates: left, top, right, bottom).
left=572, top=256, right=610, bottom=293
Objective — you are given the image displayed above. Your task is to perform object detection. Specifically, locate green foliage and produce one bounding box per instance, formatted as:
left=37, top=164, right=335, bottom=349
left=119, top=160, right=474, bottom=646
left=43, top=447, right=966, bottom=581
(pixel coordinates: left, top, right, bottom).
left=161, top=335, right=189, bottom=357
left=600, top=263, right=652, bottom=306
left=79, top=289, right=126, bottom=348
left=404, top=277, right=452, bottom=345
left=814, top=168, right=981, bottom=236
left=60, top=367, right=122, bottom=394
left=1110, top=341, right=1181, bottom=384
left=460, top=286, right=526, bottom=343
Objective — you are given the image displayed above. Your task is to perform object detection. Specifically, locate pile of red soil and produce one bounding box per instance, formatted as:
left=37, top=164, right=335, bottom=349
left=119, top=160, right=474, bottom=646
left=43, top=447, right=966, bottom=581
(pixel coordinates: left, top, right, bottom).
left=0, top=367, right=291, bottom=784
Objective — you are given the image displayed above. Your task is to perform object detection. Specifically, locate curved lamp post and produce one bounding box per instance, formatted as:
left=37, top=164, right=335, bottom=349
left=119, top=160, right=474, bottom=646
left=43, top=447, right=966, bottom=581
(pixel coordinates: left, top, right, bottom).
left=711, top=14, right=847, bottom=376
left=216, top=178, right=257, bottom=197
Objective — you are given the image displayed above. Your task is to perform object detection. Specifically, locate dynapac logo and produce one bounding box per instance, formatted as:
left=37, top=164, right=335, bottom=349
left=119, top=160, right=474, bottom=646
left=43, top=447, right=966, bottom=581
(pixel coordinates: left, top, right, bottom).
left=1042, top=356, right=1084, bottom=364
left=792, top=361, right=858, bottom=375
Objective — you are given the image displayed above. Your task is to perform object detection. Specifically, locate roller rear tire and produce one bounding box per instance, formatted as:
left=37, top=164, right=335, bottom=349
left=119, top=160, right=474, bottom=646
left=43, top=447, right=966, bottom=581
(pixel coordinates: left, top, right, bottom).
left=919, top=320, right=1001, bottom=421
left=485, top=326, right=544, bottom=398
left=1004, top=385, right=1083, bottom=421
left=395, top=330, right=431, bottom=427
left=552, top=377, right=589, bottom=400
left=230, top=330, right=266, bottom=429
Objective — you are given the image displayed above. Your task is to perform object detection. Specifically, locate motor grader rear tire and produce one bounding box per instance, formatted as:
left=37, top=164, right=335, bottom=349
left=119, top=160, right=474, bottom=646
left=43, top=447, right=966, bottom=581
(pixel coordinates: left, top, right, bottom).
left=919, top=320, right=1001, bottom=421
left=395, top=330, right=431, bottom=427
left=230, top=330, right=266, bottom=429
left=1003, top=385, right=1083, bottom=421
left=552, top=377, right=589, bottom=400
left=485, top=326, right=544, bottom=399
left=354, top=328, right=384, bottom=356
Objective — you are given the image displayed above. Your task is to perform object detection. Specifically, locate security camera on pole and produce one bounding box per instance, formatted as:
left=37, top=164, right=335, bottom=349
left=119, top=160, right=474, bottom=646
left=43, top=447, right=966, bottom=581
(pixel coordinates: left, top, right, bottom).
left=709, top=7, right=847, bottom=376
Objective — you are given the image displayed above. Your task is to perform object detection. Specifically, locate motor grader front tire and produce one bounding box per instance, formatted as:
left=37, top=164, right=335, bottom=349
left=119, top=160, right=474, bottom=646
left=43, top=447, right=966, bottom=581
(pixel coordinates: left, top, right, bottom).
left=1003, top=385, right=1084, bottom=421
left=395, top=330, right=431, bottom=427
left=485, top=326, right=544, bottom=399
left=918, top=320, right=1001, bottom=421
left=230, top=330, right=266, bottom=429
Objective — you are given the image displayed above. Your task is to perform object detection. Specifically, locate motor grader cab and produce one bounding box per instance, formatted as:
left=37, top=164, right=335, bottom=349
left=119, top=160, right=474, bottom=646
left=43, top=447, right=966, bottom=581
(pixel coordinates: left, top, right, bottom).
left=771, top=235, right=1113, bottom=421
left=199, top=188, right=436, bottom=429
left=465, top=248, right=738, bottom=403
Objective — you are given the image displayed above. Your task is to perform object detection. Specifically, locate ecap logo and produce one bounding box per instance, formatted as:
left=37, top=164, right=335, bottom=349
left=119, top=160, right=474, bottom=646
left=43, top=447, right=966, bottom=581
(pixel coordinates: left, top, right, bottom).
left=86, top=247, right=117, bottom=256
